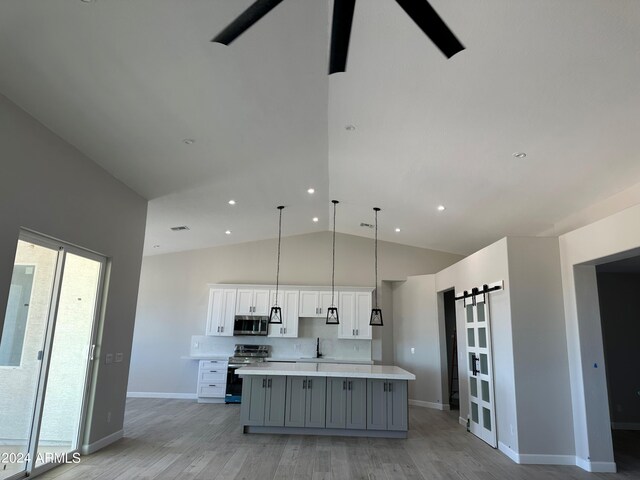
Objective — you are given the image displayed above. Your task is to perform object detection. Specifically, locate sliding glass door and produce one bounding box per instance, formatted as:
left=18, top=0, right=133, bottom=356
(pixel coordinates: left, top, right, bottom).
left=0, top=233, right=105, bottom=479
left=0, top=240, right=59, bottom=479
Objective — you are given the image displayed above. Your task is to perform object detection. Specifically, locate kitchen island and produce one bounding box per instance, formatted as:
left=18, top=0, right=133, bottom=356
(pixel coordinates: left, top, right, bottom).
left=237, top=362, right=416, bottom=438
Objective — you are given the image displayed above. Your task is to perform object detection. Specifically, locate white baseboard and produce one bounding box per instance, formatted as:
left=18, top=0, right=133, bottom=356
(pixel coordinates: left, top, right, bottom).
left=459, top=416, right=467, bottom=427
left=576, top=457, right=617, bottom=473
left=81, top=429, right=123, bottom=455
left=408, top=399, right=450, bottom=410
left=612, top=421, right=640, bottom=430
left=127, top=391, right=197, bottom=400
left=498, top=442, right=520, bottom=463
left=498, top=442, right=616, bottom=472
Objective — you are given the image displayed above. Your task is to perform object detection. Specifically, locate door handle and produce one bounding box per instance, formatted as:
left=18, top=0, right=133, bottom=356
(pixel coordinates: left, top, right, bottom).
left=471, top=354, right=479, bottom=376
left=388, top=382, right=393, bottom=392
left=284, top=327, right=286, bottom=334
left=352, top=329, right=355, bottom=336
left=89, top=344, right=96, bottom=361
left=356, top=329, right=358, bottom=336
left=221, top=326, right=224, bottom=332
left=383, top=382, right=387, bottom=392
left=348, top=381, right=352, bottom=390
left=308, top=379, right=312, bottom=389
left=303, top=379, right=307, bottom=389
left=268, top=378, right=272, bottom=388
left=343, top=380, right=346, bottom=390
left=262, top=378, right=267, bottom=388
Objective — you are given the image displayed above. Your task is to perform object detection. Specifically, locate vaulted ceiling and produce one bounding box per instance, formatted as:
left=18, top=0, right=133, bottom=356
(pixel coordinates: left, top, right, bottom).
left=1, top=1, right=639, bottom=256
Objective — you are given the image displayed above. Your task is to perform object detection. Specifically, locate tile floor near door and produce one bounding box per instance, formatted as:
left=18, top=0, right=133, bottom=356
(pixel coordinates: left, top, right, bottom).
left=38, top=398, right=637, bottom=480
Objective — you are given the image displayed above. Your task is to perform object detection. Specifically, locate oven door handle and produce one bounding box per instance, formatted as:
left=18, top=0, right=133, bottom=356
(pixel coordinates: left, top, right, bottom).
left=228, top=364, right=247, bottom=368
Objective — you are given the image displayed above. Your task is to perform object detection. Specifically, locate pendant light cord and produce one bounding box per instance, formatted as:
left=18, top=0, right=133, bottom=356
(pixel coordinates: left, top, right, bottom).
left=374, top=208, right=378, bottom=308
left=331, top=201, right=337, bottom=307
left=275, top=206, right=284, bottom=306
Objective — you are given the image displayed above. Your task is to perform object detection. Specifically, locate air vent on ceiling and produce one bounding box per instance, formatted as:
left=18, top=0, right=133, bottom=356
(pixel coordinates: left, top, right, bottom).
left=170, top=226, right=190, bottom=231
left=360, top=223, right=374, bottom=229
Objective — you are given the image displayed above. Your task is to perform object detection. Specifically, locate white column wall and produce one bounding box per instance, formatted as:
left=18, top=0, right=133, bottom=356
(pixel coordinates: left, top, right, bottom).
left=558, top=203, right=640, bottom=472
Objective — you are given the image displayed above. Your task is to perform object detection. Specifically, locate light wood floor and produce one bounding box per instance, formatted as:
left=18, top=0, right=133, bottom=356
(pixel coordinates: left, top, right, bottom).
left=37, top=398, right=638, bottom=480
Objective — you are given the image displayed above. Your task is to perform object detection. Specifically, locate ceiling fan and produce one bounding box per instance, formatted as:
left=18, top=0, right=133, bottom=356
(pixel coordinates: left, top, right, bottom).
left=212, top=0, right=465, bottom=74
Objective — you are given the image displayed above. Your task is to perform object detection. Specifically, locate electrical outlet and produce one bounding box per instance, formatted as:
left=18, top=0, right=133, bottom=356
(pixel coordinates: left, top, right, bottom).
left=115, top=352, right=124, bottom=363
left=410, top=347, right=415, bottom=354
left=105, top=353, right=113, bottom=364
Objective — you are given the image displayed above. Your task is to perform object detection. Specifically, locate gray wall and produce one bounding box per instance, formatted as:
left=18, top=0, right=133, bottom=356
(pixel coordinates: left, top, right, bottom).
left=507, top=237, right=574, bottom=456
left=596, top=272, right=640, bottom=427
left=0, top=93, right=147, bottom=445
left=129, top=232, right=462, bottom=397
left=391, top=275, right=445, bottom=406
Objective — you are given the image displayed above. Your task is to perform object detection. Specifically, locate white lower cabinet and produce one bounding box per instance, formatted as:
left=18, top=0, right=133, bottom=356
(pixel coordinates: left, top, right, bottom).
left=197, top=360, right=228, bottom=403
left=338, top=291, right=372, bottom=339
left=268, top=290, right=300, bottom=338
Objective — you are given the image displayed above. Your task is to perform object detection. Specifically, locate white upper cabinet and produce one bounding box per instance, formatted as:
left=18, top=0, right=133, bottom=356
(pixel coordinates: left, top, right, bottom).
left=206, top=288, right=237, bottom=336
left=338, top=291, right=372, bottom=340
left=268, top=290, right=300, bottom=338
left=236, top=288, right=270, bottom=316
left=298, top=291, right=336, bottom=318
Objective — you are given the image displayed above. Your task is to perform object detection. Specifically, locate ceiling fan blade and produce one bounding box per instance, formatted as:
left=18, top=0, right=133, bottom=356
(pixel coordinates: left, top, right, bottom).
left=395, top=0, right=464, bottom=58
left=212, top=0, right=284, bottom=45
left=329, top=0, right=357, bottom=74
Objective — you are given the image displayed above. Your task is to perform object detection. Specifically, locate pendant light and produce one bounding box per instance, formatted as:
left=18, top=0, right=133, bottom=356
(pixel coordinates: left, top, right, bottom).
left=326, top=200, right=339, bottom=325
left=370, top=207, right=383, bottom=326
left=269, top=206, right=285, bottom=324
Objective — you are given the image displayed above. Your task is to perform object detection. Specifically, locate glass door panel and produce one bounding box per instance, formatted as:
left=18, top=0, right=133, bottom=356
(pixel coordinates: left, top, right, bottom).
left=0, top=240, right=59, bottom=480
left=35, top=253, right=102, bottom=467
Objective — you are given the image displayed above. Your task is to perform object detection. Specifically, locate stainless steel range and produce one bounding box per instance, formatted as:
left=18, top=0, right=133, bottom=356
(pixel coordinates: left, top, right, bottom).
left=225, top=344, right=270, bottom=403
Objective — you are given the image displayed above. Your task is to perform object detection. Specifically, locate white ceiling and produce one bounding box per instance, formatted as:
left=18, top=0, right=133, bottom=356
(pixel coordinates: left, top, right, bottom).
left=1, top=1, right=640, bottom=256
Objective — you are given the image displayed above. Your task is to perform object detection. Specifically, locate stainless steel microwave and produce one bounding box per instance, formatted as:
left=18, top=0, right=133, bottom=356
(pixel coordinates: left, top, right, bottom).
left=233, top=315, right=268, bottom=336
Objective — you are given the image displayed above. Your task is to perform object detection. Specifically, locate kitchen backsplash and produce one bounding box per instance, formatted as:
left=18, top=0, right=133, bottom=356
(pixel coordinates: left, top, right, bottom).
left=190, top=318, right=372, bottom=361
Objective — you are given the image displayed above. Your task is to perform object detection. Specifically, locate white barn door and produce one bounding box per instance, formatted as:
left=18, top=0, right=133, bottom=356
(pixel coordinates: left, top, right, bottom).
left=464, top=295, right=497, bottom=447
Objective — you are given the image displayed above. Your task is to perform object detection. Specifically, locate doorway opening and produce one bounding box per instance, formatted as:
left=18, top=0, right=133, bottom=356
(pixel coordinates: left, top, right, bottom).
left=443, top=289, right=458, bottom=410
left=0, top=231, right=106, bottom=480
left=595, top=256, right=640, bottom=474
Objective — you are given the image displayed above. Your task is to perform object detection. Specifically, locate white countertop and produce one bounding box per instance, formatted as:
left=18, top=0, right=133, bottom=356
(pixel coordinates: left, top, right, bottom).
left=237, top=362, right=416, bottom=380
left=267, top=357, right=373, bottom=365
left=181, top=355, right=229, bottom=361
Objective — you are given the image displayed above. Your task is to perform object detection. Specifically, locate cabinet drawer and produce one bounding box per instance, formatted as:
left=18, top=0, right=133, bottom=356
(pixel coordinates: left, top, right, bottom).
left=199, top=360, right=228, bottom=370
left=198, top=384, right=226, bottom=398
left=199, top=371, right=227, bottom=383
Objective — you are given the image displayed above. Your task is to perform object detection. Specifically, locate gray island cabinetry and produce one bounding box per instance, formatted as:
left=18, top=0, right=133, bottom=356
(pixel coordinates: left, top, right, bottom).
left=238, top=362, right=415, bottom=438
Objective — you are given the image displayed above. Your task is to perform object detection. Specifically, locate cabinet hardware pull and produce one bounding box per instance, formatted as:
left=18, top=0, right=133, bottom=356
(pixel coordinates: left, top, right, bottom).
left=268, top=378, right=272, bottom=388
left=471, top=354, right=479, bottom=376
left=209, top=384, right=217, bottom=387
left=308, top=379, right=312, bottom=389
left=389, top=382, right=393, bottom=392
left=262, top=378, right=266, bottom=388
left=221, top=326, right=224, bottom=332
left=384, top=382, right=387, bottom=392
left=349, top=381, right=352, bottom=390
left=284, top=327, right=286, bottom=334
left=303, top=379, right=307, bottom=389
left=343, top=380, right=346, bottom=390
left=356, top=329, right=358, bottom=335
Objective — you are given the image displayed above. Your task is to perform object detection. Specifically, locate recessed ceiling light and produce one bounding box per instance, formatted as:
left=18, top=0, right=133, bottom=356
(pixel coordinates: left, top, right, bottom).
left=345, top=125, right=356, bottom=131
left=170, top=225, right=190, bottom=231
left=228, top=200, right=236, bottom=205
left=312, top=217, right=319, bottom=223
left=437, top=205, right=446, bottom=211
left=225, top=230, right=232, bottom=235
left=395, top=228, right=401, bottom=233
left=307, top=188, right=315, bottom=194
left=513, top=152, right=527, bottom=159
left=182, top=138, right=195, bottom=145
left=153, top=244, right=160, bottom=248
